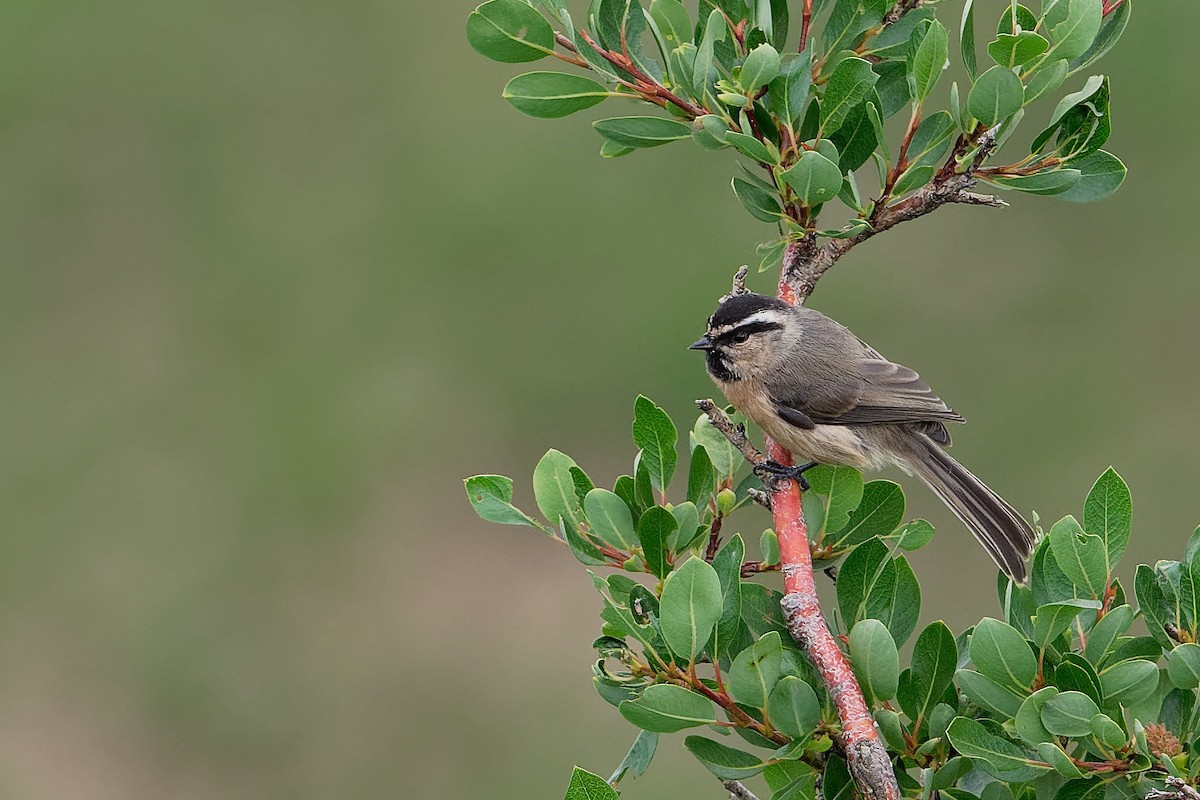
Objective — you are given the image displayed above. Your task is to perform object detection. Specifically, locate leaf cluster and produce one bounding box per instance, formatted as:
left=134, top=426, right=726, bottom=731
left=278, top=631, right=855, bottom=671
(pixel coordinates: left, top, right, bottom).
left=468, top=397, right=1200, bottom=800
left=468, top=0, right=1131, bottom=271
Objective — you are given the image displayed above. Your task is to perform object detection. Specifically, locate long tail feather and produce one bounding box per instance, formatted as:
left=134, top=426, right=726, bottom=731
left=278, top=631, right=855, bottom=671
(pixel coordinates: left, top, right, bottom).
left=906, top=437, right=1036, bottom=582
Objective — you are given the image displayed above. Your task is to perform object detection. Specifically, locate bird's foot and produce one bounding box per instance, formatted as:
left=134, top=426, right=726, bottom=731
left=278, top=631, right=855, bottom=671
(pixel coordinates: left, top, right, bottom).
left=754, top=459, right=819, bottom=491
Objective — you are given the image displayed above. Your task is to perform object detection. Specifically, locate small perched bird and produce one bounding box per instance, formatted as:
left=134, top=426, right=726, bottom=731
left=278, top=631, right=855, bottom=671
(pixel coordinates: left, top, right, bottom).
left=691, top=291, right=1036, bottom=581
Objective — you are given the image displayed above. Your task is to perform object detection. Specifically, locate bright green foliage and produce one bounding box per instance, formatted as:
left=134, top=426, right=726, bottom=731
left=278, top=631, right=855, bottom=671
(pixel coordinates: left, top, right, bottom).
left=467, top=396, right=1200, bottom=800
left=465, top=2, right=1142, bottom=797
left=469, top=0, right=1129, bottom=265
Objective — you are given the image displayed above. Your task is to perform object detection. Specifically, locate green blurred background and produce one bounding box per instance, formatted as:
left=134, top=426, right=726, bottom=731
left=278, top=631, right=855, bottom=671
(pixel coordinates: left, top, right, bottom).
left=0, top=1, right=1192, bottom=797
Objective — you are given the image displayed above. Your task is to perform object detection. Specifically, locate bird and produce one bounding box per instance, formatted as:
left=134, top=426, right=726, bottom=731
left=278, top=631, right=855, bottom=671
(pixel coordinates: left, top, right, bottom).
left=690, top=290, right=1036, bottom=582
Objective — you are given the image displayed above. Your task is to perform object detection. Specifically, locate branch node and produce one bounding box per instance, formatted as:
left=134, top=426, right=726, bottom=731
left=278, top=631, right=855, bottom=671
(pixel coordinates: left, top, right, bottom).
left=748, top=487, right=773, bottom=510
left=724, top=780, right=762, bottom=800
left=720, top=265, right=752, bottom=303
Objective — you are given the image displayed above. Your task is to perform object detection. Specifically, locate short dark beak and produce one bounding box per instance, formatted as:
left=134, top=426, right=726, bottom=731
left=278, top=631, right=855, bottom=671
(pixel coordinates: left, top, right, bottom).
left=689, top=336, right=713, bottom=351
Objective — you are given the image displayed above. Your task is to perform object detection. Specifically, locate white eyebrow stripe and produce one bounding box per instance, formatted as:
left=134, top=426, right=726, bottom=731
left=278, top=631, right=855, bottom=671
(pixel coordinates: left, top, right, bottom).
left=710, top=309, right=787, bottom=337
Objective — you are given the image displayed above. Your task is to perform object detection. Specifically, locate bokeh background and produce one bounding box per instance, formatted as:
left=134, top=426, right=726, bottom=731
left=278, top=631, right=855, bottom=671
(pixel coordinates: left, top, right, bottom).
left=0, top=1, right=1192, bottom=797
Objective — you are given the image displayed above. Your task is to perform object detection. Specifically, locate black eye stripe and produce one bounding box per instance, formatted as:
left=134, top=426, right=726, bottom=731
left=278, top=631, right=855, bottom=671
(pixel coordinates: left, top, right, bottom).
left=714, top=321, right=781, bottom=343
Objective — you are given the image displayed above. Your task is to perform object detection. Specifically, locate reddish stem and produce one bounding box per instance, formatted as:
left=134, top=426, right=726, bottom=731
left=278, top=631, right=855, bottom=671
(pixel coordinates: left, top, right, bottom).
left=770, top=268, right=900, bottom=800
left=800, top=0, right=814, bottom=52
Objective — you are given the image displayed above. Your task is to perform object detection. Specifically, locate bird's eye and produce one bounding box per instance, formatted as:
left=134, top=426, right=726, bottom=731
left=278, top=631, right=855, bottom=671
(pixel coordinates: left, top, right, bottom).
left=732, top=330, right=750, bottom=344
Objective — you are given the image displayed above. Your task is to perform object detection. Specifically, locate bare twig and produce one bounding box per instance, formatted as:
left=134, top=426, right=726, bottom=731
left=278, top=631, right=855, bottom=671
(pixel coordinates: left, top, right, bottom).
left=1146, top=778, right=1200, bottom=800
left=725, top=780, right=762, bottom=800
left=720, top=265, right=752, bottom=303
left=696, top=400, right=765, bottom=466
left=781, top=128, right=1004, bottom=304
left=747, top=487, right=773, bottom=510
left=882, top=0, right=923, bottom=25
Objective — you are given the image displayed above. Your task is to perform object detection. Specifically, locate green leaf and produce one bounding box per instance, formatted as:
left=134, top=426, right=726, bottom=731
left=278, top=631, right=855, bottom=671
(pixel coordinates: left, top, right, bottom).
left=1014, top=686, right=1059, bottom=745
left=987, top=168, right=1081, bottom=196
left=892, top=165, right=935, bottom=197
left=820, top=57, right=879, bottom=137
left=1031, top=599, right=1100, bottom=649
left=726, top=132, right=777, bottom=164
left=868, top=8, right=935, bottom=59
left=730, top=631, right=784, bottom=707
left=1090, top=713, right=1126, bottom=748
left=828, top=480, right=905, bottom=549
left=1167, top=643, right=1200, bottom=690
left=906, top=111, right=957, bottom=170
left=710, top=534, right=745, bottom=658
left=600, top=140, right=636, bottom=159
left=822, top=757, right=853, bottom=800
left=1054, top=654, right=1103, bottom=705
left=1135, top=564, right=1174, bottom=648
left=769, top=51, right=814, bottom=127
left=908, top=19, right=948, bottom=103
left=585, top=488, right=638, bottom=550
left=1083, top=468, right=1132, bottom=573
left=956, top=668, right=1025, bottom=718
left=686, top=446, right=716, bottom=506
left=1031, top=75, right=1109, bottom=158
left=1047, top=0, right=1102, bottom=62
left=534, top=449, right=584, bottom=527
left=850, top=619, right=899, bottom=704
left=822, top=0, right=889, bottom=55
left=959, top=0, right=977, bottom=79
left=895, top=519, right=935, bottom=551
left=1040, top=691, right=1100, bottom=738
left=740, top=43, right=781, bottom=91
left=781, top=149, right=843, bottom=207
left=805, top=466, right=864, bottom=538
left=467, top=0, right=556, bottom=63
left=465, top=474, right=542, bottom=528
left=874, top=62, right=910, bottom=119
left=946, top=716, right=1047, bottom=781
left=836, top=539, right=895, bottom=628
left=1025, top=59, right=1069, bottom=104
left=732, top=176, right=784, bottom=222
left=830, top=101, right=878, bottom=172
left=594, top=116, right=692, bottom=148
left=1068, top=0, right=1130, bottom=73
left=1047, top=515, right=1107, bottom=598
left=967, top=65, right=1024, bottom=126
left=987, top=32, right=1049, bottom=68
left=596, top=0, right=658, bottom=81
left=1058, top=150, right=1125, bottom=203
left=970, top=618, right=1037, bottom=691
left=692, top=413, right=742, bottom=478
left=1099, top=659, right=1160, bottom=704
left=1037, top=742, right=1084, bottom=778
left=764, top=759, right=818, bottom=800
left=564, top=517, right=608, bottom=565
left=659, top=557, right=723, bottom=661
left=609, top=730, right=658, bottom=784
left=632, top=396, right=678, bottom=495
left=649, top=0, right=691, bottom=48
left=909, top=621, right=957, bottom=725
left=877, top=555, right=921, bottom=646
left=1084, top=604, right=1134, bottom=665
left=693, top=9, right=726, bottom=98
left=619, top=684, right=717, bottom=732
left=563, top=766, right=619, bottom=800
left=637, top=506, right=677, bottom=579
left=503, top=72, right=610, bottom=118
left=998, top=3, right=1038, bottom=35
left=684, top=737, right=768, bottom=780
left=768, top=676, right=821, bottom=738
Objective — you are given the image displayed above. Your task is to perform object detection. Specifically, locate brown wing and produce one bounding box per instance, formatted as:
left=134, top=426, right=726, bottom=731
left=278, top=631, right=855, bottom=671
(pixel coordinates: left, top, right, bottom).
left=771, top=356, right=964, bottom=432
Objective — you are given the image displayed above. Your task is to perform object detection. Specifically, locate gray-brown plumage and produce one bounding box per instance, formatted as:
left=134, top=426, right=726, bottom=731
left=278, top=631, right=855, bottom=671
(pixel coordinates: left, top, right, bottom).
left=691, top=292, right=1036, bottom=581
